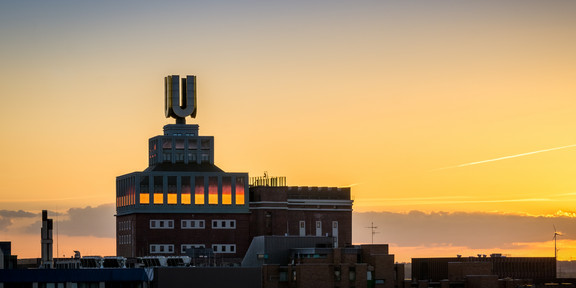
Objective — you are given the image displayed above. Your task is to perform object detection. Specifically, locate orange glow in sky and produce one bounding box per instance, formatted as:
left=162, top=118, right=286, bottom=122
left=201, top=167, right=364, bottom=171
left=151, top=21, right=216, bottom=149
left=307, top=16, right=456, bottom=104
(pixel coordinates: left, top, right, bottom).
left=1, top=0, right=576, bottom=260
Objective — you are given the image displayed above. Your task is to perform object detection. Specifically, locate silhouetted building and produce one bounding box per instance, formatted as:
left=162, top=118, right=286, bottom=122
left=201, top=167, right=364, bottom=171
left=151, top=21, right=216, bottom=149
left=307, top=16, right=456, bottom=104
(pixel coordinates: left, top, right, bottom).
left=242, top=236, right=402, bottom=288
left=0, top=242, right=17, bottom=270
left=412, top=255, right=556, bottom=285
left=249, top=186, right=352, bottom=248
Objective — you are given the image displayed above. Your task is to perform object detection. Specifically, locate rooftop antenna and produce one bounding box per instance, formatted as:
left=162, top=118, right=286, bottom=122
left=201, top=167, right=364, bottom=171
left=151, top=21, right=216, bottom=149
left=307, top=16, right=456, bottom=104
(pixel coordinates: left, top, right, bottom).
left=366, top=222, right=378, bottom=244
left=553, top=224, right=563, bottom=260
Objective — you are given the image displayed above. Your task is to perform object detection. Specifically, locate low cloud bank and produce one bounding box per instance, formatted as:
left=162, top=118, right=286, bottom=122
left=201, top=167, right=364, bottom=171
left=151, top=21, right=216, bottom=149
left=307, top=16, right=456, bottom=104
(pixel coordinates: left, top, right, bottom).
left=22, top=204, right=115, bottom=238
left=353, top=211, right=576, bottom=249
left=0, top=210, right=38, bottom=230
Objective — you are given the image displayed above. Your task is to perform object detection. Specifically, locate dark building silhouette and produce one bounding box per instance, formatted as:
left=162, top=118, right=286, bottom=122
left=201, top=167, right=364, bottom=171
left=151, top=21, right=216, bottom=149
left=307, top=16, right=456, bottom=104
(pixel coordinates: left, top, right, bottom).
left=412, top=255, right=556, bottom=286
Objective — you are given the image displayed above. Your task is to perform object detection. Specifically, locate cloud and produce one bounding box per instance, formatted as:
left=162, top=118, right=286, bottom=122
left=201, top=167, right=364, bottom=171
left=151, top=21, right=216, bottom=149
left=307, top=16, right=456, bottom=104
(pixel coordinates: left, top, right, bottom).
left=0, top=209, right=38, bottom=230
left=24, top=204, right=115, bottom=238
left=353, top=210, right=576, bottom=249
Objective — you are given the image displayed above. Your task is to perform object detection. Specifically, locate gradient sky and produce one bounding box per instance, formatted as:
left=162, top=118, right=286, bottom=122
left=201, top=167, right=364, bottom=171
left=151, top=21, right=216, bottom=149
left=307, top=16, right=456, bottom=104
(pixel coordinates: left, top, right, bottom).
left=1, top=0, right=576, bottom=261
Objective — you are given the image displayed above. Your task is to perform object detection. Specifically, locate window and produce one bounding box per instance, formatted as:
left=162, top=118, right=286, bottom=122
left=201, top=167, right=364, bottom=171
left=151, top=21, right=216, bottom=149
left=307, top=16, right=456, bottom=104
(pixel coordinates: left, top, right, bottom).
left=175, top=139, right=185, bottom=149
left=167, top=193, right=177, bottom=205
left=181, top=220, right=205, bottom=229
left=349, top=267, right=356, bottom=281
left=188, top=139, right=198, bottom=150
left=222, top=177, right=232, bottom=205
left=235, top=177, right=245, bottom=205
left=212, top=220, right=236, bottom=229
left=150, top=220, right=174, bottom=229
left=149, top=244, right=175, bottom=254
left=154, top=193, right=163, bottom=204
left=279, top=270, right=288, bottom=282
left=181, top=244, right=205, bottom=253
left=208, top=177, right=218, bottom=204
left=212, top=244, right=236, bottom=254
left=182, top=177, right=191, bottom=205
left=334, top=266, right=341, bottom=281
left=201, top=139, right=211, bottom=150
left=195, top=176, right=205, bottom=205
left=140, top=193, right=150, bottom=204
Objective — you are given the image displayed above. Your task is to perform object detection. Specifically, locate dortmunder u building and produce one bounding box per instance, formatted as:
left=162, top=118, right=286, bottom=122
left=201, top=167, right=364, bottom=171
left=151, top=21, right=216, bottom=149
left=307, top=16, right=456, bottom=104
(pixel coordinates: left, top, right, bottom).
left=116, top=75, right=353, bottom=263
left=116, top=75, right=250, bottom=259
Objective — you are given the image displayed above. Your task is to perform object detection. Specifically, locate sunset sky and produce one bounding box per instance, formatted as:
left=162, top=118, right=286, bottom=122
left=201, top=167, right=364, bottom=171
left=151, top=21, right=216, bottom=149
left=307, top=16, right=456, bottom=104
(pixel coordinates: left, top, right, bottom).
left=1, top=0, right=576, bottom=262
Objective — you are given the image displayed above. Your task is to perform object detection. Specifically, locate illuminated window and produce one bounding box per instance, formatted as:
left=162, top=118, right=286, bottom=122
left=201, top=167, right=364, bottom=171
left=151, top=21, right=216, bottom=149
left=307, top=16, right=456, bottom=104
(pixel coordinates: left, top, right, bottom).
left=222, top=177, right=231, bottom=205
left=154, top=193, right=163, bottom=204
left=181, top=177, right=191, bottom=205
left=167, top=193, right=177, bottom=204
left=167, top=177, right=177, bottom=204
left=195, top=176, right=204, bottom=205
left=235, top=178, right=245, bottom=205
left=154, top=176, right=163, bottom=204
left=140, top=193, right=149, bottom=204
left=208, top=177, right=218, bottom=205
left=181, top=193, right=191, bottom=205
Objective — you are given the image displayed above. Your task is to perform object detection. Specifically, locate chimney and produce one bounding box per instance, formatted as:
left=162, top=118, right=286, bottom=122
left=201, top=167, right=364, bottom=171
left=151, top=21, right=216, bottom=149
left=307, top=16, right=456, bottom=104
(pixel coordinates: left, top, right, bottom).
left=40, top=210, right=53, bottom=268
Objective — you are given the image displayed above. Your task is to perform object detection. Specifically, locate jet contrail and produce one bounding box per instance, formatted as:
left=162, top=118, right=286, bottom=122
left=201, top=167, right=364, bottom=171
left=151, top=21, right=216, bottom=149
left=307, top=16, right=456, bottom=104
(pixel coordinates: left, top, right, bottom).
left=433, top=144, right=576, bottom=171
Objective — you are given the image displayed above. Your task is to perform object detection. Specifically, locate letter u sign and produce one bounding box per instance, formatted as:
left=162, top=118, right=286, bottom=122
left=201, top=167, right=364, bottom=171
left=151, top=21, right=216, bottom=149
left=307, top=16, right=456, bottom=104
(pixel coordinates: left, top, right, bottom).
left=165, top=75, right=197, bottom=120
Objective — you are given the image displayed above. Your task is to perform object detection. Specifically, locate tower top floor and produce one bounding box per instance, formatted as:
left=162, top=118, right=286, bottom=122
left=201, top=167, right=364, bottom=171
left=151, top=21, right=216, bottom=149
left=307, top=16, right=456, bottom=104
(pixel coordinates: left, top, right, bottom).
left=147, top=124, right=215, bottom=169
